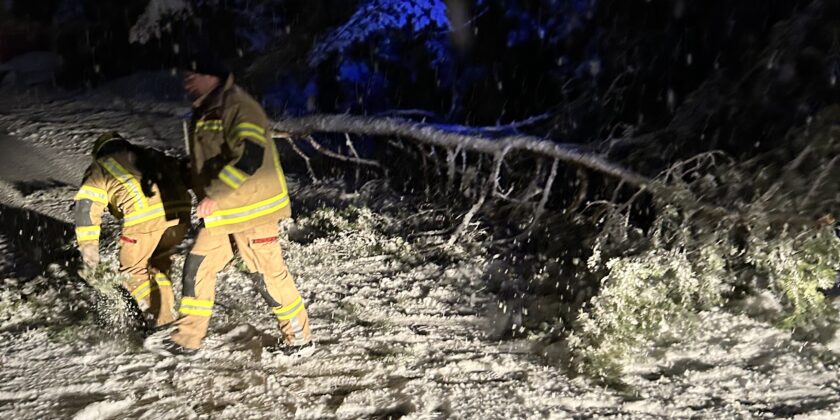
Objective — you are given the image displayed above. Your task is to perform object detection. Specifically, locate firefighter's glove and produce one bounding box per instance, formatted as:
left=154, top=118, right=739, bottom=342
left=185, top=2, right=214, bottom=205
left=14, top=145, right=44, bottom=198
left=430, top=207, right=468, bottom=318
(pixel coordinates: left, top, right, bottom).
left=79, top=243, right=100, bottom=269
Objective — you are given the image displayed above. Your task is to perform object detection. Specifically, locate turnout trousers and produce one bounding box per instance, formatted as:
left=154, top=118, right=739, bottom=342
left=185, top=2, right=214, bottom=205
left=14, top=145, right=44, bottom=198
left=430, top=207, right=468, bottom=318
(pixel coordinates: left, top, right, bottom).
left=171, top=223, right=311, bottom=349
left=119, top=223, right=188, bottom=327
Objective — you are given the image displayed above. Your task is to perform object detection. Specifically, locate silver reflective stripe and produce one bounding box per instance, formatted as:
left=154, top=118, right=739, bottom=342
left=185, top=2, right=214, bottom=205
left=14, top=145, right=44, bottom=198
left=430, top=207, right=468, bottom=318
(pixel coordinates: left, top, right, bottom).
left=100, top=158, right=147, bottom=209
left=289, top=317, right=306, bottom=344
left=204, top=195, right=289, bottom=225
left=222, top=166, right=245, bottom=181
left=132, top=282, right=154, bottom=299
left=276, top=299, right=304, bottom=319
left=76, top=186, right=108, bottom=203
left=181, top=304, right=211, bottom=311
left=124, top=206, right=165, bottom=224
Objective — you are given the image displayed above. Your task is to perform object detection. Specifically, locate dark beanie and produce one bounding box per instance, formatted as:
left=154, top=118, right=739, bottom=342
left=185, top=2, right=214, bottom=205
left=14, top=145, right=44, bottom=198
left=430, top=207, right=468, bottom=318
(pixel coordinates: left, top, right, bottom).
left=186, top=48, right=230, bottom=79
left=178, top=37, right=230, bottom=80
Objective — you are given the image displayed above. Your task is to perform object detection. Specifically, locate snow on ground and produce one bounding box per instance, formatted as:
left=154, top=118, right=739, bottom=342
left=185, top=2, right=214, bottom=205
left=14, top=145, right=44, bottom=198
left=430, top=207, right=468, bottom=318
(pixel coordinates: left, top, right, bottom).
left=1, top=79, right=840, bottom=419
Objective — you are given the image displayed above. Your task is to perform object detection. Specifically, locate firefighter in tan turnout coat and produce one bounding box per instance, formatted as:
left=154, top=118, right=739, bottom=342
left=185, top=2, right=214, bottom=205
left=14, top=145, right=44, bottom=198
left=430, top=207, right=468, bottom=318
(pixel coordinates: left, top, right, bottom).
left=148, top=57, right=312, bottom=355
left=75, top=132, right=191, bottom=328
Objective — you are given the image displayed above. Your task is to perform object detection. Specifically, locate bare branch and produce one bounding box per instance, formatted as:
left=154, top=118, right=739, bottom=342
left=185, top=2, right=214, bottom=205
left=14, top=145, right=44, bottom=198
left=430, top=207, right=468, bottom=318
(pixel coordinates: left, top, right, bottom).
left=447, top=150, right=508, bottom=246
left=536, top=159, right=560, bottom=222
left=446, top=146, right=459, bottom=192
left=567, top=167, right=588, bottom=213
left=345, top=133, right=360, bottom=158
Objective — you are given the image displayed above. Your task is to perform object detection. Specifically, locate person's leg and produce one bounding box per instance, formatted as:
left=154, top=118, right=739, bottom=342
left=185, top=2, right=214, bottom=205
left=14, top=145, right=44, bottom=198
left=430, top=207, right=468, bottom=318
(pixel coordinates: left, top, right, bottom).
left=170, top=228, right=233, bottom=349
left=147, top=223, right=188, bottom=327
left=118, top=231, right=162, bottom=317
left=233, top=223, right=311, bottom=345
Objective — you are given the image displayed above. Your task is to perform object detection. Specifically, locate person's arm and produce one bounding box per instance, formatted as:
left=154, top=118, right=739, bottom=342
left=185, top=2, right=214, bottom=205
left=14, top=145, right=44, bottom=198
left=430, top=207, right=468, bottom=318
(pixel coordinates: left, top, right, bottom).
left=73, top=164, right=109, bottom=267
left=204, top=101, right=269, bottom=200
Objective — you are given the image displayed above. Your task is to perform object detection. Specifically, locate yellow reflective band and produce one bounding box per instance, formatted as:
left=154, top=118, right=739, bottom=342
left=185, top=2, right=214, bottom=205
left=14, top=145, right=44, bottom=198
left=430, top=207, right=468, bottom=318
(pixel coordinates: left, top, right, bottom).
left=234, top=122, right=266, bottom=135
left=123, top=204, right=165, bottom=227
left=181, top=297, right=213, bottom=307
left=74, top=186, right=108, bottom=204
left=131, top=280, right=157, bottom=300
left=203, top=193, right=290, bottom=228
left=154, top=273, right=172, bottom=287
left=75, top=226, right=101, bottom=242
left=179, top=307, right=213, bottom=316
left=179, top=297, right=214, bottom=317
left=269, top=139, right=288, bottom=197
left=273, top=297, right=305, bottom=320
left=218, top=165, right=248, bottom=190
left=196, top=119, right=224, bottom=131
left=223, top=165, right=247, bottom=182
left=219, top=171, right=242, bottom=189
left=100, top=158, right=148, bottom=210
left=237, top=131, right=267, bottom=144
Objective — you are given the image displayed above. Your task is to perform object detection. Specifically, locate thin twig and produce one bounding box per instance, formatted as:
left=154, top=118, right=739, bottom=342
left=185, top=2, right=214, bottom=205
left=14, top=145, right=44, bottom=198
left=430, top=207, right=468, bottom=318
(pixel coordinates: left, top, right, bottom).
left=513, top=158, right=560, bottom=242
left=273, top=132, right=317, bottom=183
left=304, top=135, right=382, bottom=169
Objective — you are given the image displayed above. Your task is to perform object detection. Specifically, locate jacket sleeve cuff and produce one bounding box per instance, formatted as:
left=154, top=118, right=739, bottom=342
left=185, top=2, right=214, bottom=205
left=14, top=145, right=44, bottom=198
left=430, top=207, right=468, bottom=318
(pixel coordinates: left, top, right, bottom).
left=75, top=225, right=101, bottom=243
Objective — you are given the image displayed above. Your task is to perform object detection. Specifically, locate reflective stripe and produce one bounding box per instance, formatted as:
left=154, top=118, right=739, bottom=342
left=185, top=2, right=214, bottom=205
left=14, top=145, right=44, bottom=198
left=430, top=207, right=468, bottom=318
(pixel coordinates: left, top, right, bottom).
left=196, top=119, right=223, bottom=131
left=203, top=193, right=289, bottom=228
left=100, top=158, right=148, bottom=210
left=219, top=164, right=248, bottom=189
left=234, top=123, right=267, bottom=144
left=74, top=186, right=108, bottom=204
left=235, top=122, right=266, bottom=135
left=131, top=280, right=156, bottom=300
left=273, top=297, right=305, bottom=320
left=154, top=273, right=171, bottom=287
left=75, top=226, right=101, bottom=242
left=179, top=297, right=213, bottom=317
left=237, top=131, right=267, bottom=144
left=219, top=172, right=241, bottom=189
left=289, top=316, right=306, bottom=345
left=123, top=204, right=166, bottom=227
left=270, top=138, right=289, bottom=197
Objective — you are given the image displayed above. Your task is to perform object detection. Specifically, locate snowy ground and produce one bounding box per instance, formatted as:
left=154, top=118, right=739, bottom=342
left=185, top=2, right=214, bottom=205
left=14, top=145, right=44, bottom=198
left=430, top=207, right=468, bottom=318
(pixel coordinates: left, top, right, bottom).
left=1, top=80, right=840, bottom=419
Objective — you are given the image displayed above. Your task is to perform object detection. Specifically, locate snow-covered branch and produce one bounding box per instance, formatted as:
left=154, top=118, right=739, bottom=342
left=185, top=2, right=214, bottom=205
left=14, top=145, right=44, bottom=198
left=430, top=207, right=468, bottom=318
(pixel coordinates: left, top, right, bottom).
left=272, top=114, right=651, bottom=188
left=129, top=0, right=192, bottom=44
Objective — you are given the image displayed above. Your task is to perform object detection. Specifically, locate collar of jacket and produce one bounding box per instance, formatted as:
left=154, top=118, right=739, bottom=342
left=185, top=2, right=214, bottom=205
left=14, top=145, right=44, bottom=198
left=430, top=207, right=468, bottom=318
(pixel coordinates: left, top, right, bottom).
left=192, top=73, right=236, bottom=111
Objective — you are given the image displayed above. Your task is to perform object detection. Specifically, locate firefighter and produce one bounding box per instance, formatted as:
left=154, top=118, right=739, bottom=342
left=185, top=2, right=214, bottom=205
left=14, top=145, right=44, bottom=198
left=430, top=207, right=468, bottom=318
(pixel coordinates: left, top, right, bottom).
left=75, top=132, right=191, bottom=329
left=146, top=52, right=312, bottom=356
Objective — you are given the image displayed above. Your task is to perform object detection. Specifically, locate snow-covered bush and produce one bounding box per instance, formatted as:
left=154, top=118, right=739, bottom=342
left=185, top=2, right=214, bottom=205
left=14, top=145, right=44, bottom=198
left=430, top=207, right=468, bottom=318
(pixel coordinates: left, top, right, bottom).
left=747, top=226, right=840, bottom=328
left=570, top=236, right=727, bottom=379
left=568, top=114, right=840, bottom=380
